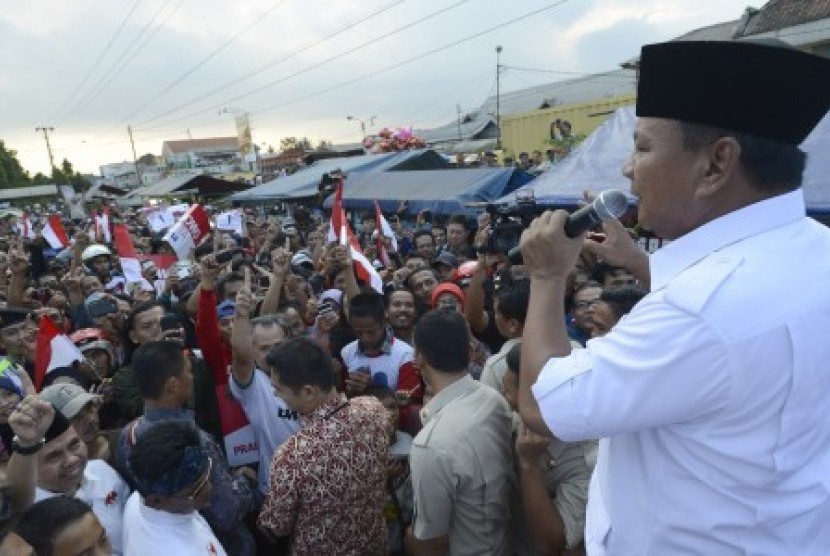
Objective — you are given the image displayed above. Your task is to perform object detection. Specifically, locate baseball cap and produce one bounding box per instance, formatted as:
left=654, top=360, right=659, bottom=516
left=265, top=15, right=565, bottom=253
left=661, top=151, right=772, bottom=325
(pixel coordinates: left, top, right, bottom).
left=217, top=300, right=236, bottom=320
left=432, top=251, right=459, bottom=269
left=39, top=383, right=99, bottom=420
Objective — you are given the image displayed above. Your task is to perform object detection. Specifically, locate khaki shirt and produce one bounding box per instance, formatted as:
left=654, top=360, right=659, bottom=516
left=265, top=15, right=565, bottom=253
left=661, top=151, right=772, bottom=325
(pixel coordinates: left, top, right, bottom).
left=544, top=438, right=597, bottom=549
left=411, top=375, right=513, bottom=555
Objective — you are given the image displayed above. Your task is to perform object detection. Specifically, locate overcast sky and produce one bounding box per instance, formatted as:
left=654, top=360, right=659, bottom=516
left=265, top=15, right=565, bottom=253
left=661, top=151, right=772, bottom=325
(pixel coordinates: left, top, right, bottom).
left=1, top=0, right=757, bottom=176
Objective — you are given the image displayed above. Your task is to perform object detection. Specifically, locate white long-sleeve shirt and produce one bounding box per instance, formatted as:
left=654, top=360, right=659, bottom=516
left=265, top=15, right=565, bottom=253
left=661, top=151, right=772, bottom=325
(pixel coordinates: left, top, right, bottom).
left=534, top=190, right=830, bottom=554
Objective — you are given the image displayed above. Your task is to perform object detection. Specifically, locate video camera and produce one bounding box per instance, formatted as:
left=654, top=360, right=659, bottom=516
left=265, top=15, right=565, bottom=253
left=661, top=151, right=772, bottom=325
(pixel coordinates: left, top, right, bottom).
left=481, top=190, right=544, bottom=255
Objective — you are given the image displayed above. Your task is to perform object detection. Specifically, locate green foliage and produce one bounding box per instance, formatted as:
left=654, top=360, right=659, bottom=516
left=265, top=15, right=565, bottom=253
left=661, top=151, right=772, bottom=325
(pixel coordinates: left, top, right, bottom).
left=279, top=136, right=312, bottom=152
left=0, top=144, right=91, bottom=192
left=0, top=140, right=32, bottom=188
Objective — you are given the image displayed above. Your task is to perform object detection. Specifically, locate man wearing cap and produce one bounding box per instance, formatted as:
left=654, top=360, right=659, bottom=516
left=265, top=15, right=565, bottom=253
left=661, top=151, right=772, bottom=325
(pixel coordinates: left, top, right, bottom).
left=40, top=383, right=110, bottom=461
left=518, top=40, right=830, bottom=554
left=33, top=398, right=129, bottom=554
left=431, top=251, right=459, bottom=282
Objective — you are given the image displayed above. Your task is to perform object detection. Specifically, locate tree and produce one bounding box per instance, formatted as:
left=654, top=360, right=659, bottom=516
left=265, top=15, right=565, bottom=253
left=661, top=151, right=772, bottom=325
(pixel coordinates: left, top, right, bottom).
left=0, top=141, right=32, bottom=188
left=315, top=140, right=333, bottom=152
left=32, top=172, right=50, bottom=185
left=137, top=153, right=158, bottom=166
left=279, top=136, right=313, bottom=152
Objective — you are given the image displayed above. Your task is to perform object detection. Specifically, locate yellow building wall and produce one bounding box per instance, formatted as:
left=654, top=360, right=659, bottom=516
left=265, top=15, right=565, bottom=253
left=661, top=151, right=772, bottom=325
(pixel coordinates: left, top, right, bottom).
left=501, top=94, right=635, bottom=156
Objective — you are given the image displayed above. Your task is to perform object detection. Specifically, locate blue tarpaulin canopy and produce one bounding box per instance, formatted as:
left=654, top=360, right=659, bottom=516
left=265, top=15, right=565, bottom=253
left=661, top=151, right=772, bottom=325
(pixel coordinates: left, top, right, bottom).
left=229, top=149, right=449, bottom=202
left=324, top=167, right=534, bottom=216
left=499, top=106, right=830, bottom=214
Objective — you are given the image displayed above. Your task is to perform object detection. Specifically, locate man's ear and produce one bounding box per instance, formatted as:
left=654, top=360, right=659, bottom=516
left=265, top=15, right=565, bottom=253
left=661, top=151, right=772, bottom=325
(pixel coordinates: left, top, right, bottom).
left=697, top=136, right=742, bottom=198
left=300, top=384, right=318, bottom=401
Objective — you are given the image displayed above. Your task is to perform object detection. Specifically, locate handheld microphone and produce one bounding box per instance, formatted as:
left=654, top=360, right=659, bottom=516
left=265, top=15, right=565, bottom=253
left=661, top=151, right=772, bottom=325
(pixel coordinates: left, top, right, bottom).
left=507, top=189, right=628, bottom=265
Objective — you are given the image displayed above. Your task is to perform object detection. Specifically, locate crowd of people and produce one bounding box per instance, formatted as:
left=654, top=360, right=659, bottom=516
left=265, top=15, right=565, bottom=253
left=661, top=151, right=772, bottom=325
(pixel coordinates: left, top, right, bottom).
left=4, top=35, right=826, bottom=556
left=0, top=187, right=646, bottom=555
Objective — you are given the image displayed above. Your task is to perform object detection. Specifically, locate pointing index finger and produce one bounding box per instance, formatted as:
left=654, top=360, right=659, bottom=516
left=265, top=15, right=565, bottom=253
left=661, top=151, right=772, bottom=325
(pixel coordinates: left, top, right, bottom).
left=243, top=265, right=251, bottom=289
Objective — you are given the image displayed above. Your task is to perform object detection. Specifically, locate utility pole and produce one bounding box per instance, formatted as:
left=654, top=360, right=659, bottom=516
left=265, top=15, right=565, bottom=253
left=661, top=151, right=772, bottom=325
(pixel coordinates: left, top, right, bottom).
left=457, top=104, right=463, bottom=141
left=35, top=126, right=56, bottom=171
left=127, top=125, right=142, bottom=186
left=495, top=45, right=503, bottom=150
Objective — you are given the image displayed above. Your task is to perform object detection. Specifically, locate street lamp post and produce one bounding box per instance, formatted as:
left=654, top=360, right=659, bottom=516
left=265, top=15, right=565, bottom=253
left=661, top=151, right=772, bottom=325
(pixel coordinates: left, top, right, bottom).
left=346, top=115, right=377, bottom=140
left=495, top=45, right=503, bottom=150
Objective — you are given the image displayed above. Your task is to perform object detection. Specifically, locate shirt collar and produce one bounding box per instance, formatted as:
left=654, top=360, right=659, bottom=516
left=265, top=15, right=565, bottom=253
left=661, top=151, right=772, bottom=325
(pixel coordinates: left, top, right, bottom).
left=649, top=190, right=805, bottom=292
left=357, top=327, right=395, bottom=357
left=142, top=406, right=195, bottom=424
left=420, top=374, right=476, bottom=425
left=302, top=392, right=348, bottom=427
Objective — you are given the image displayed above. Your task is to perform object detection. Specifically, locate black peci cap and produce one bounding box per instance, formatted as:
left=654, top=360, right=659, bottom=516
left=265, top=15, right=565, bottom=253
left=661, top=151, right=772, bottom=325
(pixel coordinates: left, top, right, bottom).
left=636, top=40, right=830, bottom=145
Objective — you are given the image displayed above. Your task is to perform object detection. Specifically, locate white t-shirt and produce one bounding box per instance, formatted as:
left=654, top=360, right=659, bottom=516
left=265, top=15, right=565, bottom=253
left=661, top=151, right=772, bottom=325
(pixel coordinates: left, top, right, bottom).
left=122, top=492, right=226, bottom=556
left=229, top=368, right=301, bottom=494
left=36, top=459, right=130, bottom=555
left=340, top=337, right=414, bottom=391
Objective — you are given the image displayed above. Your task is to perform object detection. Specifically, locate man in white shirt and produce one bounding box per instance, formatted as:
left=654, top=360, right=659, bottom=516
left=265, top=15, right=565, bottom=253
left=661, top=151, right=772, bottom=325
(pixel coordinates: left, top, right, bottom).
left=124, top=420, right=226, bottom=556
left=231, top=281, right=301, bottom=496
left=518, top=40, right=830, bottom=554
left=34, top=406, right=129, bottom=555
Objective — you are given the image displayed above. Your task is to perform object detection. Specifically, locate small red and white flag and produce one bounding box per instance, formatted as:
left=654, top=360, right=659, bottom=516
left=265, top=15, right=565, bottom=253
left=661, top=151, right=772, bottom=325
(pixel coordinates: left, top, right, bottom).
left=327, top=178, right=346, bottom=243
left=95, top=207, right=112, bottom=244
left=41, top=215, right=71, bottom=249
left=374, top=201, right=397, bottom=268
left=35, top=315, right=84, bottom=390
left=113, top=224, right=149, bottom=288
left=16, top=213, right=36, bottom=239
left=327, top=180, right=383, bottom=293
left=163, top=204, right=212, bottom=260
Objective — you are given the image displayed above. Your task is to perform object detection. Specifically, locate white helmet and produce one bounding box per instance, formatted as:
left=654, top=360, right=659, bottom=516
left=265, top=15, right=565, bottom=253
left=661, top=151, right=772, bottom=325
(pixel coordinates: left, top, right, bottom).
left=81, top=244, right=112, bottom=264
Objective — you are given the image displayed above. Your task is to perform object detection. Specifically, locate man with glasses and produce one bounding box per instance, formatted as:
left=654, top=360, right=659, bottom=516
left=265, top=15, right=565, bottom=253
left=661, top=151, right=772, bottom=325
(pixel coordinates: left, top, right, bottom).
left=124, top=420, right=226, bottom=555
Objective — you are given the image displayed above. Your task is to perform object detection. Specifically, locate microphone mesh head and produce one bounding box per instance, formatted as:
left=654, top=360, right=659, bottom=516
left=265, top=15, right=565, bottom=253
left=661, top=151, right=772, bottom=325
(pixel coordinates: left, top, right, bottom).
left=596, top=190, right=628, bottom=220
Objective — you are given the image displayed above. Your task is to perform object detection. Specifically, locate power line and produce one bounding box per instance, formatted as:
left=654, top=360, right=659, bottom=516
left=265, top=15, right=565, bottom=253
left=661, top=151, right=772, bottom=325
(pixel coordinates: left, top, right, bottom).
left=246, top=0, right=573, bottom=124
left=135, top=0, right=467, bottom=130
left=127, top=1, right=574, bottom=149
left=47, top=0, right=143, bottom=125
left=118, top=0, right=289, bottom=124
left=133, top=0, right=405, bottom=128
left=61, top=0, right=185, bottom=124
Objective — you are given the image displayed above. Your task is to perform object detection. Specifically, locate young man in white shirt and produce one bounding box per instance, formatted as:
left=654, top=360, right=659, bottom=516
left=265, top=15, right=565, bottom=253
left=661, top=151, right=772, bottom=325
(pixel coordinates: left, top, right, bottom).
left=230, top=272, right=301, bottom=496
left=124, top=420, right=226, bottom=556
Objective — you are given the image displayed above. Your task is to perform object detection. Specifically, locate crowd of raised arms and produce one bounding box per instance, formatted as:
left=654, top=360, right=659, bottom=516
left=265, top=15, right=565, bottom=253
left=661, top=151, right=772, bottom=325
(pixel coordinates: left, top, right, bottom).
left=0, top=198, right=646, bottom=556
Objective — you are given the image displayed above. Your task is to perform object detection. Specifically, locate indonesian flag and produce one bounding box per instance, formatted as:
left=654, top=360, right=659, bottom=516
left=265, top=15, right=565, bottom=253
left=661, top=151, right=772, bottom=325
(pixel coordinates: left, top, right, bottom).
left=327, top=179, right=383, bottom=293
left=16, top=213, right=36, bottom=239
left=113, top=224, right=149, bottom=289
left=374, top=200, right=397, bottom=268
left=41, top=215, right=71, bottom=249
left=95, top=207, right=112, bottom=244
left=35, top=315, right=84, bottom=390
left=327, top=178, right=345, bottom=243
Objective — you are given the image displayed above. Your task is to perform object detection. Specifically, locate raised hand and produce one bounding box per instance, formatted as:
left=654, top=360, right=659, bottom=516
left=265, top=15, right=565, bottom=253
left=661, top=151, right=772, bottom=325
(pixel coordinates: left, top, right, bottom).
left=515, top=421, right=551, bottom=470
left=9, top=395, right=55, bottom=448
left=235, top=267, right=255, bottom=319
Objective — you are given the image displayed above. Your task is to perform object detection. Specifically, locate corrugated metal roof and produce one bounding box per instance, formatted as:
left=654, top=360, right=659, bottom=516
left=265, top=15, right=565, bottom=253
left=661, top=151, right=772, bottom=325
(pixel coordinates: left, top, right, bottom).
left=0, top=184, right=58, bottom=201
left=740, top=0, right=830, bottom=36
left=417, top=70, right=637, bottom=144
left=127, top=172, right=201, bottom=198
